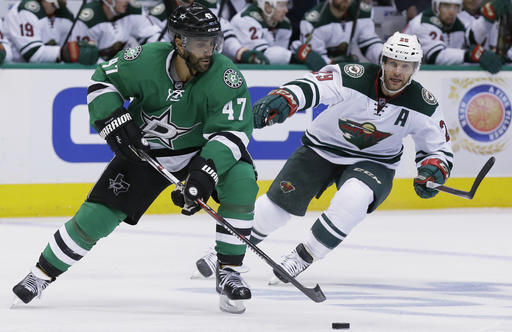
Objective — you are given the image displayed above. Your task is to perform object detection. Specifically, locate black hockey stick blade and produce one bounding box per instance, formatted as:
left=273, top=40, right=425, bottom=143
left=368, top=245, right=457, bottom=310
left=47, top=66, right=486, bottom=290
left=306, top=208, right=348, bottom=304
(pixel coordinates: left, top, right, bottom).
left=137, top=149, right=326, bottom=303
left=426, top=156, right=496, bottom=199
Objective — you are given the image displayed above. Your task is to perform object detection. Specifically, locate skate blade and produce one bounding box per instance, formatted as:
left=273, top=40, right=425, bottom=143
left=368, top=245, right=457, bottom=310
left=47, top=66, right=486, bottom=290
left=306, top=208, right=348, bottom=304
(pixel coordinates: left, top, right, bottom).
left=10, top=295, right=22, bottom=309
left=268, top=275, right=283, bottom=285
left=219, top=295, right=246, bottom=314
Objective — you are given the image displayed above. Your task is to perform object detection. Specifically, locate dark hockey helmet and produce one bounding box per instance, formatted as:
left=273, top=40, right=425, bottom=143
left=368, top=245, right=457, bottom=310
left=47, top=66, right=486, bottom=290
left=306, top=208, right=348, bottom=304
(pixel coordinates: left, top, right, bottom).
left=168, top=3, right=223, bottom=53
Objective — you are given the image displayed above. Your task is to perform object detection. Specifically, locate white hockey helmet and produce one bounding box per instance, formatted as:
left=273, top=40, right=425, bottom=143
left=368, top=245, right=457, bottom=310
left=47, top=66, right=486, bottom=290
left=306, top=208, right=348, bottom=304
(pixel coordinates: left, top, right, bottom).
left=257, top=0, right=288, bottom=25
left=432, top=0, right=462, bottom=15
left=380, top=32, right=423, bottom=94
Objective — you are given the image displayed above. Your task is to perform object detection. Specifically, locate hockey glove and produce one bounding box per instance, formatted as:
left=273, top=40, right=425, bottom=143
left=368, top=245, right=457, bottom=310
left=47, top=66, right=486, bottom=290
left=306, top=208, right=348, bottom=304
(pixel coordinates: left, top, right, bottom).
left=60, top=41, right=99, bottom=65
left=171, top=155, right=218, bottom=216
left=292, top=44, right=327, bottom=71
left=481, top=0, right=511, bottom=22
left=0, top=43, right=5, bottom=65
left=253, top=88, right=299, bottom=128
left=240, top=49, right=270, bottom=64
left=413, top=159, right=449, bottom=199
left=94, top=107, right=149, bottom=163
left=466, top=45, right=502, bottom=74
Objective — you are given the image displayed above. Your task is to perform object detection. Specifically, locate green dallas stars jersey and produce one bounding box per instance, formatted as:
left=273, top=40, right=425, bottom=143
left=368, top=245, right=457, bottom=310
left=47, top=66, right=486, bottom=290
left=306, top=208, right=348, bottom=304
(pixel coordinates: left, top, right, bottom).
left=87, top=42, right=253, bottom=176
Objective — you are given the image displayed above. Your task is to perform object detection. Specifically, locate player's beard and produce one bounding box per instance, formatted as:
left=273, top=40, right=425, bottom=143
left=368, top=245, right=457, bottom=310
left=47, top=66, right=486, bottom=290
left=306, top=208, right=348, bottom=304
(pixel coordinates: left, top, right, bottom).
left=188, top=53, right=212, bottom=74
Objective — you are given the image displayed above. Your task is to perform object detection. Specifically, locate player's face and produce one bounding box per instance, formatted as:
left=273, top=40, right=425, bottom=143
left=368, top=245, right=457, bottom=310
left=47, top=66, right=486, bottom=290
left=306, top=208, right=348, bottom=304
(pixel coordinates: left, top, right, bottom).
left=438, top=3, right=460, bottom=26
left=271, top=1, right=289, bottom=23
left=330, top=0, right=352, bottom=12
left=184, top=37, right=217, bottom=73
left=463, top=0, right=480, bottom=14
left=113, top=0, right=129, bottom=14
left=382, top=58, right=416, bottom=92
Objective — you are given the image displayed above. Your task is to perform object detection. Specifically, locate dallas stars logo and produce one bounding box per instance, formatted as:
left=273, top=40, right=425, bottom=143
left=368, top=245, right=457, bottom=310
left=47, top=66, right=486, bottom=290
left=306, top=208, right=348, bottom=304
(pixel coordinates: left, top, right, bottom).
left=339, top=119, right=391, bottom=150
left=109, top=173, right=130, bottom=196
left=141, top=107, right=200, bottom=149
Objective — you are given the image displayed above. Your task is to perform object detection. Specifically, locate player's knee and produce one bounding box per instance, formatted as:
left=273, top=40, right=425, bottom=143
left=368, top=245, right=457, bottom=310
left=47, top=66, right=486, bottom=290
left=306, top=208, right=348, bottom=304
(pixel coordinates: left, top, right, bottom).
left=73, top=202, right=124, bottom=242
left=326, top=178, right=374, bottom=234
left=254, top=194, right=292, bottom=234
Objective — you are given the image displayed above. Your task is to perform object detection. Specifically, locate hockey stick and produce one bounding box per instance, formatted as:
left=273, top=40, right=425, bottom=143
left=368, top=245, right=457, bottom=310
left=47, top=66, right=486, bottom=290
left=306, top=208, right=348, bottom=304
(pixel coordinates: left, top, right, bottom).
left=63, top=0, right=87, bottom=45
left=137, top=149, right=326, bottom=303
left=426, top=156, right=496, bottom=200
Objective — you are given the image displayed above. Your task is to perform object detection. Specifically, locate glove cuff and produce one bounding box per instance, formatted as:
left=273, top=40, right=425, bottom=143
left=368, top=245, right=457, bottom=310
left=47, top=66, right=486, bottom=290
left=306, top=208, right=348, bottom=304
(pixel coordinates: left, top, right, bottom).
left=481, top=3, right=497, bottom=21
left=268, top=88, right=299, bottom=117
left=95, top=107, right=133, bottom=139
left=420, top=158, right=450, bottom=181
left=296, top=44, right=312, bottom=62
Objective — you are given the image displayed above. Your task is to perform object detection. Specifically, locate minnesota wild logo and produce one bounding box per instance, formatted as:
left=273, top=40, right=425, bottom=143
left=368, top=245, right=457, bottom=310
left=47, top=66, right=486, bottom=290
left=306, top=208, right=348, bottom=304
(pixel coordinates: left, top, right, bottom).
left=279, top=181, right=295, bottom=193
left=339, top=119, right=391, bottom=150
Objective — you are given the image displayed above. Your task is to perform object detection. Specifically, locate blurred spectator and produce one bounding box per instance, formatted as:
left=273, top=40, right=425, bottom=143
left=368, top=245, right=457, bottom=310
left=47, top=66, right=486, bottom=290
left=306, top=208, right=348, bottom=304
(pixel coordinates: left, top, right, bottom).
left=459, top=0, right=497, bottom=50
left=394, top=0, right=431, bottom=21
left=1, top=18, right=13, bottom=64
left=4, top=0, right=98, bottom=64
left=70, top=0, right=161, bottom=61
left=404, top=0, right=505, bottom=73
left=298, top=0, right=383, bottom=64
left=149, top=0, right=269, bottom=63
left=231, top=0, right=326, bottom=69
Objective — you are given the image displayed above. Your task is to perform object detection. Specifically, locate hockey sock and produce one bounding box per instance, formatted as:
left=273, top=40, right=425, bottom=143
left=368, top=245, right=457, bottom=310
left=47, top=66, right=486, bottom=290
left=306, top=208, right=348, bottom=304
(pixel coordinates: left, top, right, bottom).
left=249, top=194, right=292, bottom=245
left=305, top=178, right=373, bottom=259
left=39, top=202, right=126, bottom=278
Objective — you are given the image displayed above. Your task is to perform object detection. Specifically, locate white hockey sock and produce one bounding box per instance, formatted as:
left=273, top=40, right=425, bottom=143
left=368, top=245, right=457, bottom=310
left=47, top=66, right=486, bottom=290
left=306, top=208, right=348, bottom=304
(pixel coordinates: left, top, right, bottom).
left=250, top=194, right=292, bottom=243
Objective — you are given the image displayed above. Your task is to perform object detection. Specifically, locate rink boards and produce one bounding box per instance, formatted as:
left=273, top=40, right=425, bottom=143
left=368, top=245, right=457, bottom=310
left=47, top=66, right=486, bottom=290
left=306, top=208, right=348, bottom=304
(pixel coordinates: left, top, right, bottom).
left=0, top=63, right=511, bottom=216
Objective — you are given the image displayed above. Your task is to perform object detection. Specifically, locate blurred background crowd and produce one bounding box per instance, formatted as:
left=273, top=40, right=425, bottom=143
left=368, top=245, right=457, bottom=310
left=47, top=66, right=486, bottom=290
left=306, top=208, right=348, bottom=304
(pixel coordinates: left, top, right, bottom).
left=0, top=0, right=511, bottom=73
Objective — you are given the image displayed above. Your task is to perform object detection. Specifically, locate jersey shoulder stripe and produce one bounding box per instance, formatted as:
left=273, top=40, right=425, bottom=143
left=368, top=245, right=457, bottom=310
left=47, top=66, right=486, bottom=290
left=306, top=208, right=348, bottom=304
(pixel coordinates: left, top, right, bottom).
left=240, top=4, right=266, bottom=27
left=55, top=6, right=74, bottom=21
left=78, top=1, right=108, bottom=28
left=340, top=63, right=379, bottom=99
left=18, top=0, right=46, bottom=19
left=392, top=81, right=439, bottom=117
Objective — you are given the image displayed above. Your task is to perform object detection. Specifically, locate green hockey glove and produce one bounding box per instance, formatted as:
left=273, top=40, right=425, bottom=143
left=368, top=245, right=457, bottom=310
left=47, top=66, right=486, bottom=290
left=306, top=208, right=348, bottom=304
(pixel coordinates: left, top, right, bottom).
left=253, top=88, right=299, bottom=128
left=94, top=107, right=149, bottom=163
left=466, top=45, right=502, bottom=74
left=240, top=49, right=270, bottom=64
left=0, top=43, right=6, bottom=65
left=481, top=0, right=511, bottom=21
left=60, top=41, right=99, bottom=65
left=413, top=159, right=449, bottom=199
left=292, top=43, right=327, bottom=71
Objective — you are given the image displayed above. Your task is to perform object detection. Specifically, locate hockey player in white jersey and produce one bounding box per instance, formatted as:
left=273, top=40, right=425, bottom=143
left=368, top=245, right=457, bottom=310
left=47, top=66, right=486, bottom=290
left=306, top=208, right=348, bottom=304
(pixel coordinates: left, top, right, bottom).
left=3, top=0, right=98, bottom=63
left=149, top=0, right=270, bottom=64
left=194, top=32, right=454, bottom=281
left=299, top=0, right=383, bottom=65
left=404, top=0, right=504, bottom=73
left=230, top=0, right=326, bottom=70
left=0, top=19, right=13, bottom=64
left=458, top=0, right=498, bottom=50
left=70, top=0, right=161, bottom=61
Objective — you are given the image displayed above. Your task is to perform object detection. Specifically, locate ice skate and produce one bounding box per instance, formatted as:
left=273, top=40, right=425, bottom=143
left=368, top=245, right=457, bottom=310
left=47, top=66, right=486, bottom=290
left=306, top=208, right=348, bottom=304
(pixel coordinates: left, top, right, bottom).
left=12, top=265, right=54, bottom=307
left=216, top=263, right=251, bottom=314
left=269, top=243, right=314, bottom=285
left=191, top=247, right=217, bottom=279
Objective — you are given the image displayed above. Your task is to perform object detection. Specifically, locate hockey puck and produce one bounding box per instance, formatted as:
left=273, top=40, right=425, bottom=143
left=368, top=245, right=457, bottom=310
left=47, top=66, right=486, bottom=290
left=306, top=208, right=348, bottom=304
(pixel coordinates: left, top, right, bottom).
left=332, top=322, right=350, bottom=329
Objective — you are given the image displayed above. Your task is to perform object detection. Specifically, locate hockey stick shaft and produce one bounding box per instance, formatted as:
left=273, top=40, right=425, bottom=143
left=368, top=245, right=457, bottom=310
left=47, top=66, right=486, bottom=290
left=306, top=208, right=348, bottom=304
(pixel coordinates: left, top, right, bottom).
left=137, top=149, right=326, bottom=303
left=426, top=156, right=496, bottom=200
left=63, top=0, right=87, bottom=45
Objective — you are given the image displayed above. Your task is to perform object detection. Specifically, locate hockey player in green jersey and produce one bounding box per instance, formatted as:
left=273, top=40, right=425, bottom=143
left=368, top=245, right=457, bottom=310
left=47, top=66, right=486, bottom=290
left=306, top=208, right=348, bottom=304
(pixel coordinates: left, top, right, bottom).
left=195, top=32, right=454, bottom=283
left=12, top=3, right=257, bottom=314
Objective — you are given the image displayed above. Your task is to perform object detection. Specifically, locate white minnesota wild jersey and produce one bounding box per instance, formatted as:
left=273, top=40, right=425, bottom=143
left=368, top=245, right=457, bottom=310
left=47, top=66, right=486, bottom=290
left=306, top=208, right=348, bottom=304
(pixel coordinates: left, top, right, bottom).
left=71, top=0, right=160, bottom=60
left=230, top=3, right=292, bottom=64
left=300, top=1, right=383, bottom=64
left=3, top=0, right=73, bottom=62
left=404, top=8, right=468, bottom=65
left=281, top=63, right=453, bottom=171
left=1, top=19, right=13, bottom=63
